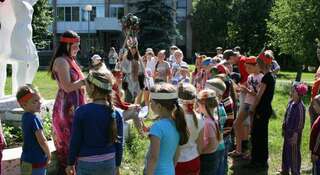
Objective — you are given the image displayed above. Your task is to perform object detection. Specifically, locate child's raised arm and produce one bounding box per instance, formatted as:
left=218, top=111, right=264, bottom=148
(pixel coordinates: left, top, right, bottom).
left=35, top=130, right=51, bottom=166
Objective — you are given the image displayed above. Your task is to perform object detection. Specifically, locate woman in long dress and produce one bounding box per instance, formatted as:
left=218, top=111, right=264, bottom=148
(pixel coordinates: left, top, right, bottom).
left=121, top=45, right=145, bottom=103
left=48, top=30, right=86, bottom=174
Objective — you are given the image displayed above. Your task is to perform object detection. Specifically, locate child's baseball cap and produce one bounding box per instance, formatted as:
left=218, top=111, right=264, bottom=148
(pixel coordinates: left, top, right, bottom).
left=202, top=57, right=212, bottom=66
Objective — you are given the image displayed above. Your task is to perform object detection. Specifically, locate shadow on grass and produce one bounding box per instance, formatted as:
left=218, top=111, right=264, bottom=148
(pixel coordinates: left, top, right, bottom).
left=229, top=158, right=268, bottom=175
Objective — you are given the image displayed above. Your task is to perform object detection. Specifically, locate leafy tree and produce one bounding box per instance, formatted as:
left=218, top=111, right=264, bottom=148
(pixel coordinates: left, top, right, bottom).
left=132, top=0, right=181, bottom=52
left=32, top=0, right=53, bottom=50
left=267, top=0, right=320, bottom=80
left=227, top=0, right=273, bottom=55
left=192, top=0, right=231, bottom=52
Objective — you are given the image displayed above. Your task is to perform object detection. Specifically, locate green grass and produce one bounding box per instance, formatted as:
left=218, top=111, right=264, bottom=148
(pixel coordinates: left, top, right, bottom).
left=4, top=70, right=58, bottom=99
left=277, top=71, right=314, bottom=84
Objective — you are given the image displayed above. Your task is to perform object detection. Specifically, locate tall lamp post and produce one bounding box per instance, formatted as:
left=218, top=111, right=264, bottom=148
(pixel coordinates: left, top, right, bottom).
left=84, top=5, right=92, bottom=52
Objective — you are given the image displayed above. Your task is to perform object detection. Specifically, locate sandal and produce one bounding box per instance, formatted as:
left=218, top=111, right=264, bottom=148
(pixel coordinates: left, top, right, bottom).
left=228, top=150, right=243, bottom=158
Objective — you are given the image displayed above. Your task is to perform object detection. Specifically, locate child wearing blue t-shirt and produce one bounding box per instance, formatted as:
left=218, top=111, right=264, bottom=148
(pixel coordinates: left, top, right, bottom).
left=16, top=85, right=51, bottom=175
left=144, top=83, right=189, bottom=175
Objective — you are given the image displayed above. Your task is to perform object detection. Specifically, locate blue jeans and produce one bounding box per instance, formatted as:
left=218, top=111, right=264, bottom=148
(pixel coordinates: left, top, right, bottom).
left=212, top=149, right=225, bottom=175
left=224, top=136, right=232, bottom=175
left=77, top=158, right=116, bottom=175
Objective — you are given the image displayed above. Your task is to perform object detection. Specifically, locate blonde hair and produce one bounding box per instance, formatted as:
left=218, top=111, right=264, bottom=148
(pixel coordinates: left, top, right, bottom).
left=174, top=49, right=184, bottom=59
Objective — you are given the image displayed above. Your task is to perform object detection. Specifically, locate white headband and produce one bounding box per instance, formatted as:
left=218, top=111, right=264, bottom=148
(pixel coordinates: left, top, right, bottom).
left=179, top=99, right=196, bottom=104
left=150, top=92, right=178, bottom=100
left=205, top=84, right=224, bottom=96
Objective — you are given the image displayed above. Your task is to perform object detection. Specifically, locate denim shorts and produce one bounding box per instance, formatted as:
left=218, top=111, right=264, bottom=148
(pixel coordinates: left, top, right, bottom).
left=77, top=158, right=116, bottom=175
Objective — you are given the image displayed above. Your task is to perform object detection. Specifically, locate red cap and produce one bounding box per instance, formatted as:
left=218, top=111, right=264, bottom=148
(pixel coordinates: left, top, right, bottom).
left=257, top=53, right=272, bottom=64
left=245, top=56, right=257, bottom=64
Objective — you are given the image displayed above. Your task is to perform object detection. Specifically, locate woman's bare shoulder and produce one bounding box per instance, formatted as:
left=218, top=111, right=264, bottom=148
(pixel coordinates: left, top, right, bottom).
left=53, top=57, right=69, bottom=71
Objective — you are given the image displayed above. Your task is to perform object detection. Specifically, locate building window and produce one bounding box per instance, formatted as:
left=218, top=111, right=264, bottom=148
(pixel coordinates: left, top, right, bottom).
left=72, top=7, right=80, bottom=21
left=110, top=6, right=124, bottom=19
left=90, top=7, right=96, bottom=21
left=81, top=8, right=88, bottom=21
left=57, top=7, right=64, bottom=21
left=118, top=7, right=124, bottom=19
left=65, top=7, right=71, bottom=21
left=177, top=0, right=187, bottom=8
left=82, top=6, right=96, bottom=21
left=96, top=6, right=105, bottom=18
left=177, top=8, right=186, bottom=18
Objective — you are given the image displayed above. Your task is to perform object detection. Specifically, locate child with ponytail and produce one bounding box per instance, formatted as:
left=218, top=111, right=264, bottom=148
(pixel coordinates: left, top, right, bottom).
left=66, top=72, right=123, bottom=175
left=197, top=89, right=222, bottom=175
left=205, top=78, right=228, bottom=175
left=175, top=83, right=204, bottom=175
left=145, top=83, right=189, bottom=175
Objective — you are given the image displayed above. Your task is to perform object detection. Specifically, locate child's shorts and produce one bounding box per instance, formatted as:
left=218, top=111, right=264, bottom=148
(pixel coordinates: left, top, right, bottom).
left=21, top=161, right=47, bottom=175
left=242, top=103, right=251, bottom=126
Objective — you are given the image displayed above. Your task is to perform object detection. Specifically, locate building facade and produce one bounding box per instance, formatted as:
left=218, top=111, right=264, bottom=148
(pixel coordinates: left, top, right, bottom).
left=50, top=0, right=192, bottom=60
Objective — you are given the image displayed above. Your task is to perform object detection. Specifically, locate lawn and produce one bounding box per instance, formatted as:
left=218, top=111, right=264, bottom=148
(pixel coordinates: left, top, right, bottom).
left=4, top=70, right=57, bottom=99
left=3, top=70, right=316, bottom=174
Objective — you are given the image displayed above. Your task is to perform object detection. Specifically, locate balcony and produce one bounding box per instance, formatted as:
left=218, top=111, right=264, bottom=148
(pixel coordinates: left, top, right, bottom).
left=94, top=17, right=122, bottom=31
left=56, top=17, right=121, bottom=34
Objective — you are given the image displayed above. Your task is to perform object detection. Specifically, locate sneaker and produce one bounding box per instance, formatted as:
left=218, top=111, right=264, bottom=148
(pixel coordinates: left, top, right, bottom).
left=275, top=171, right=289, bottom=175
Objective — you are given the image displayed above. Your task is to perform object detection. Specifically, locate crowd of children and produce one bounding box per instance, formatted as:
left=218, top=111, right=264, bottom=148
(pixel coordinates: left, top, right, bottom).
left=2, top=33, right=320, bottom=175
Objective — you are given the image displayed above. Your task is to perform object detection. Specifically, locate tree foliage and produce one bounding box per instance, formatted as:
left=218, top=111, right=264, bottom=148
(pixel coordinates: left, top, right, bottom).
left=132, top=0, right=181, bottom=52
left=227, top=0, right=273, bottom=54
left=32, top=0, right=53, bottom=50
left=192, top=0, right=231, bottom=52
left=267, top=0, right=320, bottom=66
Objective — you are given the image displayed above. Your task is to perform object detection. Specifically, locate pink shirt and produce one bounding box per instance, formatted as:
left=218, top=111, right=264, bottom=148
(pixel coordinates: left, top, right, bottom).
left=203, top=117, right=218, bottom=154
left=245, top=73, right=264, bottom=105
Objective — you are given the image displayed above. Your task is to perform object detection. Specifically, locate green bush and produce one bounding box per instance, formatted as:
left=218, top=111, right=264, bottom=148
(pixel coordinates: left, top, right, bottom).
left=3, top=112, right=53, bottom=148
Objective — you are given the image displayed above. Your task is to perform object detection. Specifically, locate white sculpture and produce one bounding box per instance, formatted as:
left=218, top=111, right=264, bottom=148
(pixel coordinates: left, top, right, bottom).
left=0, top=0, right=39, bottom=98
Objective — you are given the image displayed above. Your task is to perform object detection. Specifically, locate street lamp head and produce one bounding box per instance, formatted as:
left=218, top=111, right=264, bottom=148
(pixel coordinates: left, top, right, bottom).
left=84, top=5, right=92, bottom=12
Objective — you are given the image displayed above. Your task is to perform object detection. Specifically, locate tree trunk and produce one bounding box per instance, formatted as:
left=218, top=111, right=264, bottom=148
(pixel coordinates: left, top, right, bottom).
left=52, top=0, right=57, bottom=50
left=295, top=65, right=303, bottom=82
